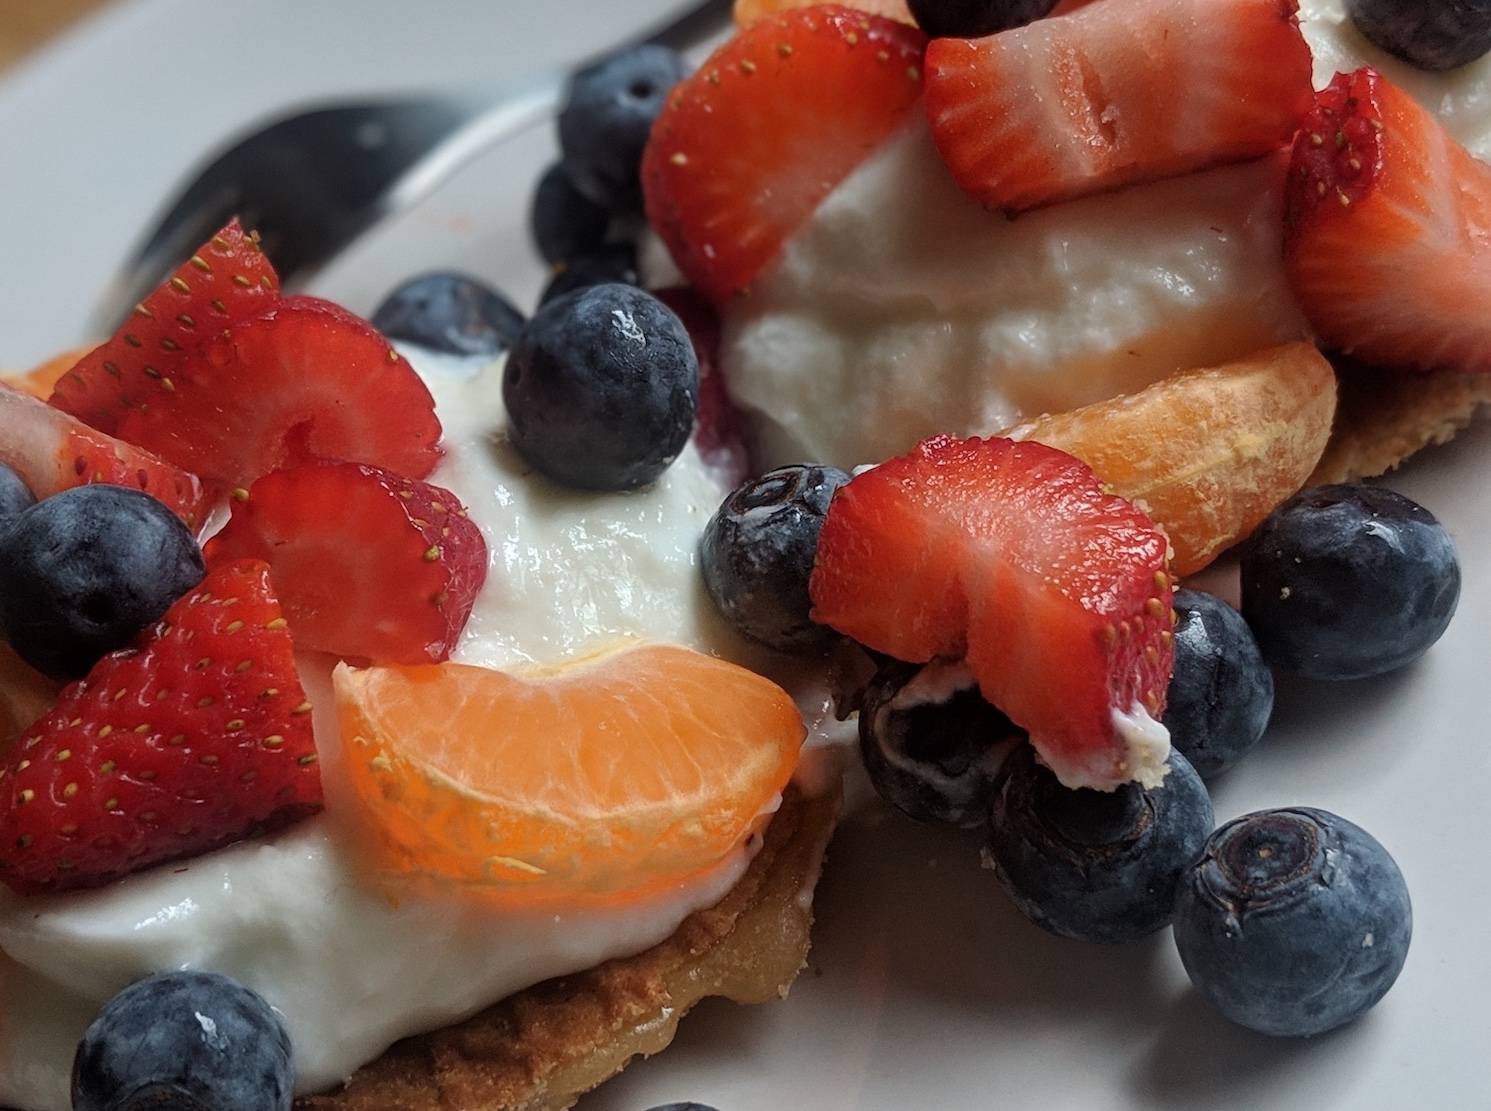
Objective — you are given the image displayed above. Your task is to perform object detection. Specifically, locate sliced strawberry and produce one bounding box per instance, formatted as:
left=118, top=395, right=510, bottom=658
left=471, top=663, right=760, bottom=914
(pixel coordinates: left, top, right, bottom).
left=809, top=435, right=1174, bottom=790
left=643, top=5, right=926, bottom=304
left=0, top=560, right=321, bottom=895
left=1286, top=68, right=1491, bottom=374
left=204, top=463, right=487, bottom=665
left=924, top=0, right=1314, bottom=214
left=652, top=286, right=749, bottom=482
left=112, top=296, right=442, bottom=489
left=0, top=385, right=208, bottom=529
left=50, top=219, right=279, bottom=434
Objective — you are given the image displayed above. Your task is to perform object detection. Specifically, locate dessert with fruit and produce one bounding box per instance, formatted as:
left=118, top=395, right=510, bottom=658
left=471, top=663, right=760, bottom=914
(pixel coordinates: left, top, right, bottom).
left=2, top=0, right=1488, bottom=1107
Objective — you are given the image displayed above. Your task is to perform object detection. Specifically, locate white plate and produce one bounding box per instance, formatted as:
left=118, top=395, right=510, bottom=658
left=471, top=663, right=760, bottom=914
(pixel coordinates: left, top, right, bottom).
left=2, top=3, right=1488, bottom=1109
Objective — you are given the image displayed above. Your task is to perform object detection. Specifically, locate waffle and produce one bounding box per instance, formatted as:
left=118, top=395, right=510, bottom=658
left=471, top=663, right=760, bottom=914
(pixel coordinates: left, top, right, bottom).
left=297, top=783, right=840, bottom=1111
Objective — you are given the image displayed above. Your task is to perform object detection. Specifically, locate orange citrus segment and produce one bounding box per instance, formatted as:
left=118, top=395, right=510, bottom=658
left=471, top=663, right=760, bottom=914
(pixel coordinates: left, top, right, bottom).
left=0, top=644, right=61, bottom=751
left=1006, top=343, right=1337, bottom=576
left=2, top=347, right=93, bottom=400
left=734, top=0, right=914, bottom=26
left=335, top=644, right=805, bottom=900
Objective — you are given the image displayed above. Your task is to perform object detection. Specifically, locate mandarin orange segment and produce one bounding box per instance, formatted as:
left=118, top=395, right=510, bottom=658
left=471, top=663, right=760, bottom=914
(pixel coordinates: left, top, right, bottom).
left=0, top=644, right=62, bottom=751
left=1, top=347, right=93, bottom=400
left=734, top=0, right=915, bottom=27
left=334, top=644, right=805, bottom=900
left=1006, top=343, right=1337, bottom=576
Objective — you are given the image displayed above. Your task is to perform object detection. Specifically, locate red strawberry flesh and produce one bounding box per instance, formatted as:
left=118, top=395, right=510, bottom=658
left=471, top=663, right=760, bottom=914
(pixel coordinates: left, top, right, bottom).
left=204, top=462, right=488, bottom=665
left=924, top=0, right=1314, bottom=214
left=810, top=435, right=1175, bottom=790
left=652, top=286, right=750, bottom=482
left=643, top=5, right=926, bottom=304
left=114, top=295, right=443, bottom=489
left=0, top=560, right=321, bottom=896
left=0, top=385, right=208, bottom=529
left=50, top=218, right=280, bottom=434
left=1285, top=68, right=1491, bottom=374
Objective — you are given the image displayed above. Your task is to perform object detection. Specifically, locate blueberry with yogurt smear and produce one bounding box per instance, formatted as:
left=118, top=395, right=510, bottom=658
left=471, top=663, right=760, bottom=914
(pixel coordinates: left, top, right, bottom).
left=986, top=746, right=1214, bottom=943
left=859, top=658, right=1023, bottom=826
left=701, top=463, right=851, bottom=653
left=1348, top=0, right=1491, bottom=71
left=504, top=283, right=697, bottom=491
left=1174, top=807, right=1412, bottom=1037
left=559, top=44, right=688, bottom=212
left=371, top=271, right=525, bottom=358
left=1241, top=485, right=1460, bottom=680
left=72, top=970, right=294, bottom=1111
left=907, top=0, right=1060, bottom=38
left=1164, top=589, right=1274, bottom=779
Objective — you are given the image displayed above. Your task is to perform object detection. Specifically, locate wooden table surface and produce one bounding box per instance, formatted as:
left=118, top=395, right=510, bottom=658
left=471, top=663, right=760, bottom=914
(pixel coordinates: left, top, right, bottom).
left=0, top=0, right=113, bottom=73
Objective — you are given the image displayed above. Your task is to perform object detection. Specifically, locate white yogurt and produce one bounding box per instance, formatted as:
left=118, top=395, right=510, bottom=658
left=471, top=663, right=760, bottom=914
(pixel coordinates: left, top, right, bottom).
left=717, top=1, right=1491, bottom=472
left=0, top=349, right=829, bottom=1111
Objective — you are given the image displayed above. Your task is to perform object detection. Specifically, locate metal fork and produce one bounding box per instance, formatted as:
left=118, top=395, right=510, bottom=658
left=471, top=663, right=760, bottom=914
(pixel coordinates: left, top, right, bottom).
left=87, top=0, right=731, bottom=334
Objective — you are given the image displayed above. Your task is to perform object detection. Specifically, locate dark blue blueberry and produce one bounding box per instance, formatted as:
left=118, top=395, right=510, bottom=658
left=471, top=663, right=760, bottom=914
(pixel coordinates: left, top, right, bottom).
left=504, top=283, right=697, bottom=492
left=371, top=271, right=525, bottom=358
left=0, top=462, right=36, bottom=522
left=0, top=485, right=204, bottom=680
left=558, top=45, right=688, bottom=211
left=986, top=746, right=1214, bottom=943
left=859, top=659, right=1022, bottom=827
left=906, top=0, right=1060, bottom=38
left=538, top=242, right=639, bottom=307
left=1240, top=485, right=1460, bottom=681
left=530, top=162, right=612, bottom=267
left=1174, top=807, right=1412, bottom=1037
left=644, top=1104, right=719, bottom=1111
left=72, top=970, right=293, bottom=1111
left=1164, top=589, right=1274, bottom=779
left=701, top=463, right=850, bottom=652
left=1348, top=0, right=1491, bottom=71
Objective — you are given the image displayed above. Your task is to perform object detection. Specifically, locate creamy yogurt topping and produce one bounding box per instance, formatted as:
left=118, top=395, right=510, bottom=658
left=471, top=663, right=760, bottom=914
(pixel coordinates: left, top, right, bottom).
left=717, top=0, right=1491, bottom=472
left=0, top=349, right=833, bottom=1111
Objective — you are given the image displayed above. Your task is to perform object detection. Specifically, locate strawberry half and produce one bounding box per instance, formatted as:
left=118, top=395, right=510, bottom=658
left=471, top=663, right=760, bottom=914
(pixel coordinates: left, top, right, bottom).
left=0, top=560, right=321, bottom=895
left=204, top=463, right=487, bottom=665
left=50, top=218, right=279, bottom=434
left=924, top=0, right=1314, bottom=214
left=652, top=286, right=749, bottom=482
left=0, top=385, right=208, bottom=529
left=113, top=296, right=443, bottom=489
left=809, top=435, right=1174, bottom=790
left=1286, top=68, right=1491, bottom=375
left=642, top=5, right=926, bottom=303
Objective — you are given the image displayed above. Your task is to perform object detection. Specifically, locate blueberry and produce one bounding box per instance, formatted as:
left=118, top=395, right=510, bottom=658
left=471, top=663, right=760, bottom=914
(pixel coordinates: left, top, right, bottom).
left=530, top=163, right=612, bottom=267
left=986, top=746, right=1213, bottom=943
left=0, top=462, right=36, bottom=521
left=701, top=464, right=850, bottom=652
left=860, top=658, right=1023, bottom=826
left=1164, top=589, right=1274, bottom=779
left=906, top=0, right=1060, bottom=38
left=371, top=271, right=525, bottom=358
left=504, top=283, right=697, bottom=491
left=644, top=1104, right=719, bottom=1111
left=538, top=242, right=639, bottom=307
left=558, top=45, right=688, bottom=211
left=72, top=970, right=293, bottom=1111
left=1174, top=808, right=1412, bottom=1037
left=0, top=485, right=204, bottom=680
left=1240, top=485, right=1460, bottom=681
left=1348, top=0, right=1491, bottom=71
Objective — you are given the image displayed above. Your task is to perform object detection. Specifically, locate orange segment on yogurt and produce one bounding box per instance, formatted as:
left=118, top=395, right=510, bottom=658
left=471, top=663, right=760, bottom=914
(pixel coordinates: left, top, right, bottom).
left=1006, top=343, right=1337, bottom=576
left=335, top=644, right=805, bottom=899
left=1, top=346, right=92, bottom=399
